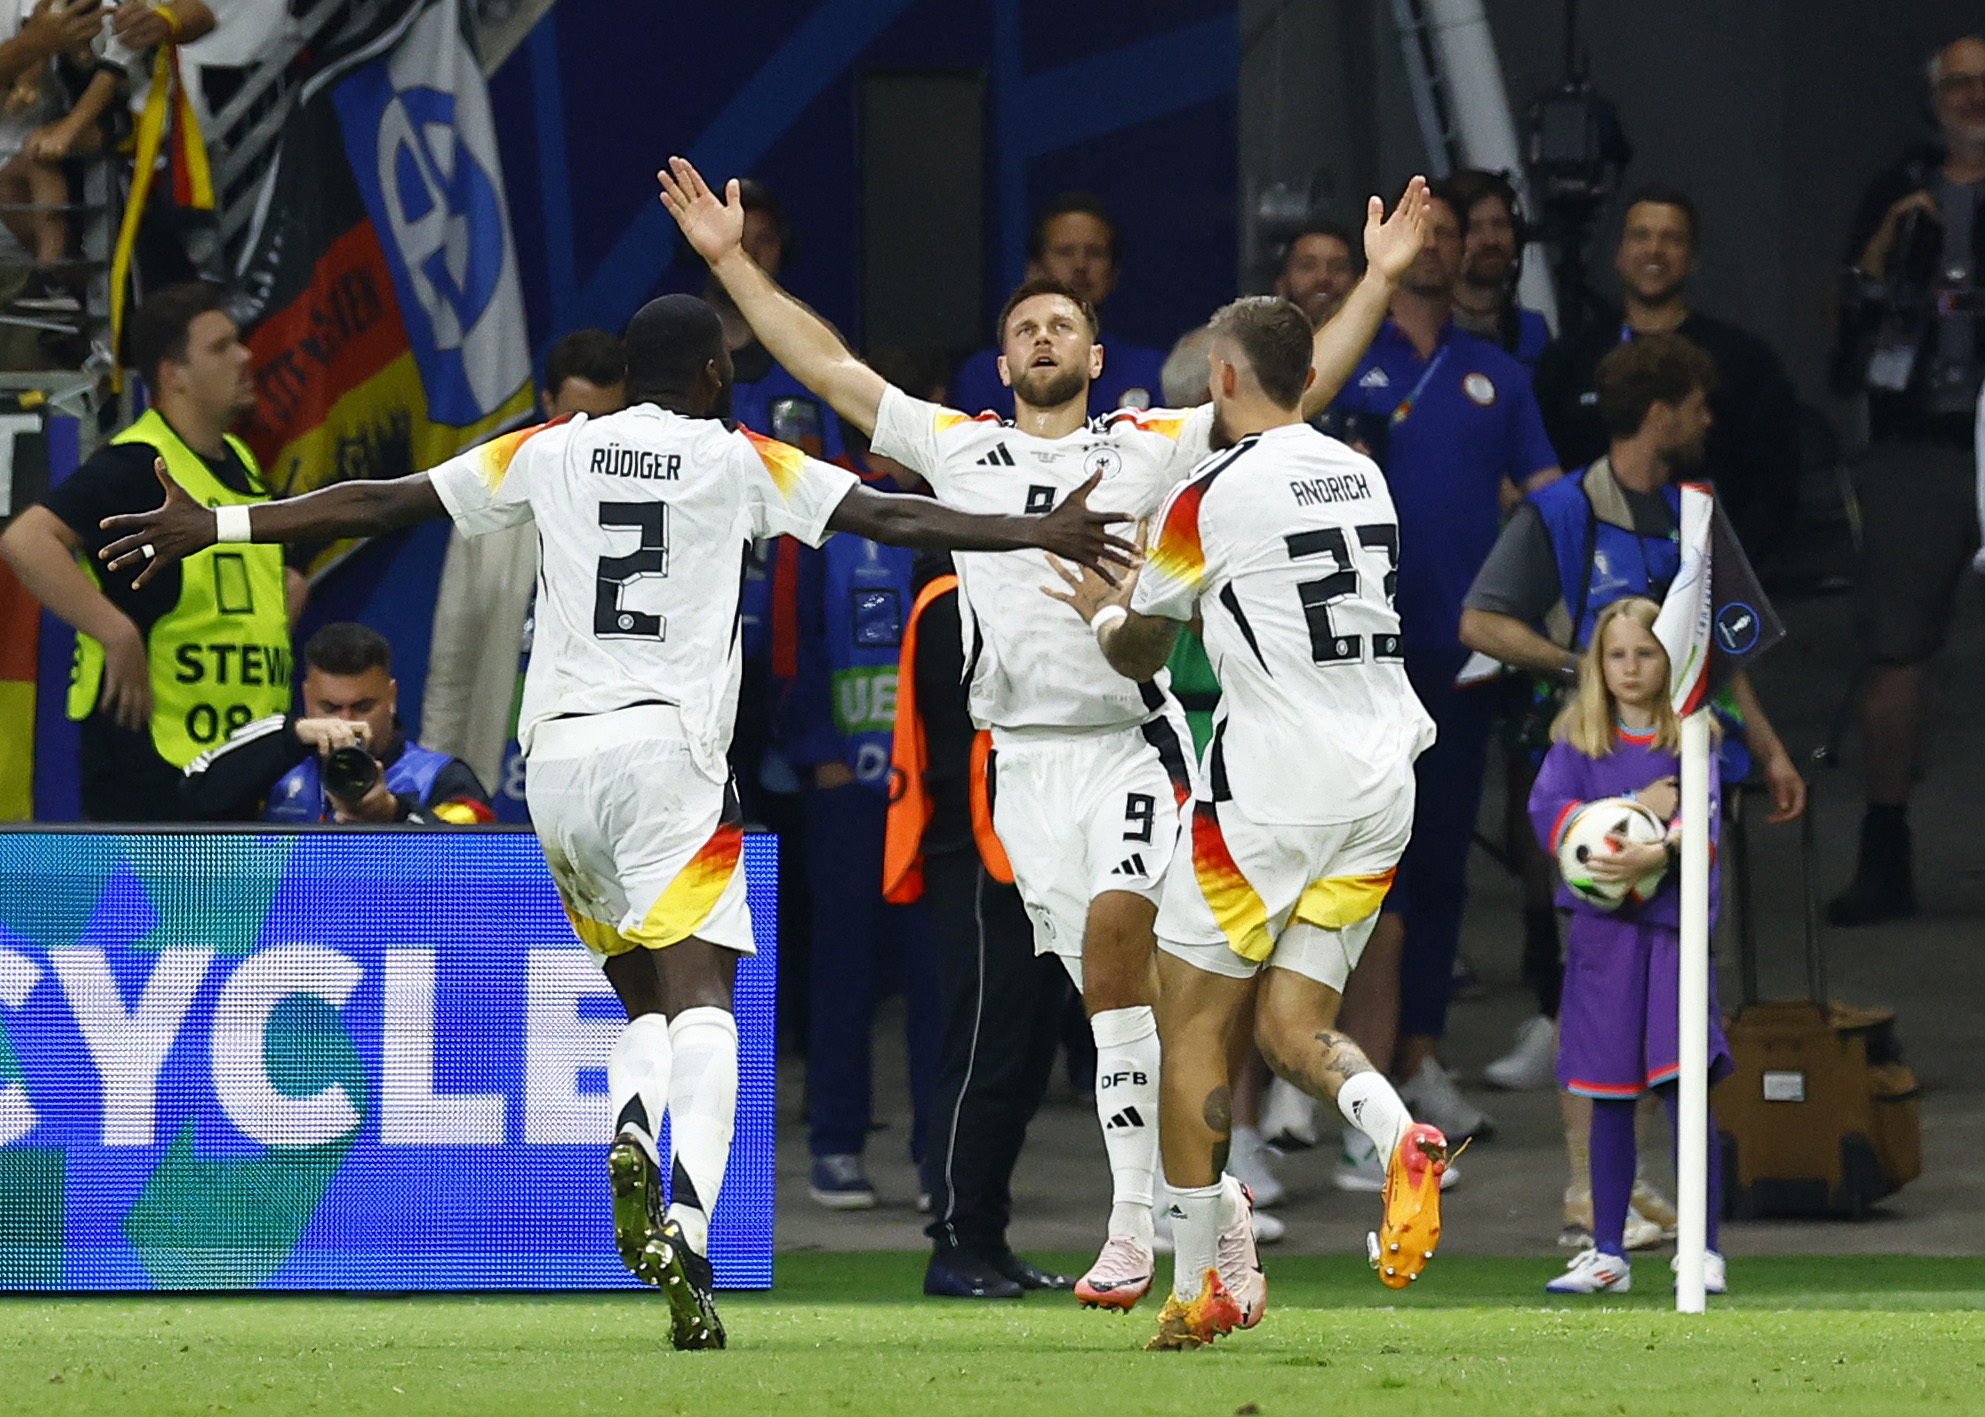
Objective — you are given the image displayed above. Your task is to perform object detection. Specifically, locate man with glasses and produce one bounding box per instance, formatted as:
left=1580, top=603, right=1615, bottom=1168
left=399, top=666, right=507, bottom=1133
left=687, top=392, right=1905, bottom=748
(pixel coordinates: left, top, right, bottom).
left=1829, top=36, right=1985, bottom=925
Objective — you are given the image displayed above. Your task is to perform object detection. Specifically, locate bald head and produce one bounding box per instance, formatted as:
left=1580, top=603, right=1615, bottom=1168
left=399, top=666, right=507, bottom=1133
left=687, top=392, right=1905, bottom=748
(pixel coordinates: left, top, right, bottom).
left=1930, top=37, right=1985, bottom=151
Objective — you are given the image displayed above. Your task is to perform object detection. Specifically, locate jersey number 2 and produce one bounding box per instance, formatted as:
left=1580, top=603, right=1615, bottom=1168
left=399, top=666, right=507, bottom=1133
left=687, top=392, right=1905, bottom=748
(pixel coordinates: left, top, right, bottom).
left=1286, top=525, right=1400, bottom=665
left=595, top=502, right=669, bottom=640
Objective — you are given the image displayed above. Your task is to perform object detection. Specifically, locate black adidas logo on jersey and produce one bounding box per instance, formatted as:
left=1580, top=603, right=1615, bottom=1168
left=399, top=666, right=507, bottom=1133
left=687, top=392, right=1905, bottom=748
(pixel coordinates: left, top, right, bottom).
left=1109, top=853, right=1147, bottom=878
left=1105, top=1106, right=1146, bottom=1130
left=974, top=445, right=1018, bottom=466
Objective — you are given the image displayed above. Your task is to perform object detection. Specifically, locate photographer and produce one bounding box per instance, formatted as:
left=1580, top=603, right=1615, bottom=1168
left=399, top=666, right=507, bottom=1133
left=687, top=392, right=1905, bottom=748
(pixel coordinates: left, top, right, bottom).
left=1828, top=36, right=1985, bottom=925
left=182, top=622, right=492, bottom=825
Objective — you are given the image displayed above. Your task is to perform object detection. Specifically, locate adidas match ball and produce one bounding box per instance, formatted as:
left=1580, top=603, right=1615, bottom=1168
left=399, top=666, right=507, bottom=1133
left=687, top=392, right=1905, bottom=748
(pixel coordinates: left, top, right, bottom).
left=1556, top=797, right=1669, bottom=910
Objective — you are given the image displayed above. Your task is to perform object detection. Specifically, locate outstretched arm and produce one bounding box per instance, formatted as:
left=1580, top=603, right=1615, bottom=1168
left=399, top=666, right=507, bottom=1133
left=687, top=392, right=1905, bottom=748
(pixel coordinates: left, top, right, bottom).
left=1298, top=176, right=1430, bottom=421
left=660, top=156, right=886, bottom=436
left=97, top=459, right=445, bottom=589
left=828, top=471, right=1135, bottom=570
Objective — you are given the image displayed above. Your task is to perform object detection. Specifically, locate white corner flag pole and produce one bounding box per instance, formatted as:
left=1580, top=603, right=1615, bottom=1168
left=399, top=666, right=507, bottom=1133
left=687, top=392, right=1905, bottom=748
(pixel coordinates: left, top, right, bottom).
left=1675, top=707, right=1712, bottom=1314
left=1652, top=480, right=1719, bottom=1318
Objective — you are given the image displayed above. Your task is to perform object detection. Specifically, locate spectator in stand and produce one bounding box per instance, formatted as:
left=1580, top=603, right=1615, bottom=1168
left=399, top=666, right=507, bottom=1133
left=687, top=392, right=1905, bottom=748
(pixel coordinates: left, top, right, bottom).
left=180, top=621, right=492, bottom=824
left=0, top=281, right=305, bottom=820
left=1445, top=168, right=1551, bottom=369
left=1531, top=185, right=1800, bottom=568
left=422, top=329, right=626, bottom=818
left=1322, top=178, right=1560, bottom=1166
left=1274, top=220, right=1360, bottom=331
left=786, top=349, right=943, bottom=1210
left=951, top=193, right=1166, bottom=417
left=0, top=9, right=126, bottom=315
left=1828, top=36, right=1985, bottom=925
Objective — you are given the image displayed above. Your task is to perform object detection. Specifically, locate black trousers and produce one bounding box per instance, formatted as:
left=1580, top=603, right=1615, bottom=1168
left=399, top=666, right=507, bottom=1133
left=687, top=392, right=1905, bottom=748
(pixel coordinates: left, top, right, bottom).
left=918, top=847, right=1069, bottom=1257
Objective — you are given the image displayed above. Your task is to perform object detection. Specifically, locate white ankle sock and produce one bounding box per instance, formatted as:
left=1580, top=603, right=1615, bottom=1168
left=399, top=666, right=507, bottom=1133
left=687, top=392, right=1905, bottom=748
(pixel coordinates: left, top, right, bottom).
left=1166, top=1178, right=1223, bottom=1303
left=663, top=1006, right=737, bottom=1257
left=1337, top=1070, right=1412, bottom=1162
left=607, top=1014, right=672, bottom=1164
left=1091, top=1006, right=1160, bottom=1244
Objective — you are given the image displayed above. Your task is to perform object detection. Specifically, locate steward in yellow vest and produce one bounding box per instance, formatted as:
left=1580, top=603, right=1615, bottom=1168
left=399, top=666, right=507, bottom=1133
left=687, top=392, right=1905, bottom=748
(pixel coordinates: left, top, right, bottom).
left=0, top=283, right=299, bottom=819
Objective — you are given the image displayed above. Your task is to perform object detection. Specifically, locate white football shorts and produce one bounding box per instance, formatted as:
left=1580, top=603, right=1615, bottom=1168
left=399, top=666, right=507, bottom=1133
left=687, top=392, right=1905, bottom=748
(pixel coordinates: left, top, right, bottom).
left=1156, top=779, right=1415, bottom=990
left=989, top=702, right=1196, bottom=987
left=526, top=705, right=754, bottom=958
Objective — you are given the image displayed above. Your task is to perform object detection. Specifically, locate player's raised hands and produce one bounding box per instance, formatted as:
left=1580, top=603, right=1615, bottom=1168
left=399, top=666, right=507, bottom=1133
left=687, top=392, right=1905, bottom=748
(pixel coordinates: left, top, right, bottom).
left=1363, top=175, right=1433, bottom=285
left=98, top=458, right=217, bottom=589
left=658, top=156, right=746, bottom=267
left=1036, top=472, right=1137, bottom=580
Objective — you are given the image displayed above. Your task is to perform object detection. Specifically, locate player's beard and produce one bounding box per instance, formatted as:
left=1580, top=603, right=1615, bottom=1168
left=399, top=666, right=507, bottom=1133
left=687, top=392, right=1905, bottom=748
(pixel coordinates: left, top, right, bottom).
left=1661, top=434, right=1707, bottom=475
left=1009, top=363, right=1086, bottom=412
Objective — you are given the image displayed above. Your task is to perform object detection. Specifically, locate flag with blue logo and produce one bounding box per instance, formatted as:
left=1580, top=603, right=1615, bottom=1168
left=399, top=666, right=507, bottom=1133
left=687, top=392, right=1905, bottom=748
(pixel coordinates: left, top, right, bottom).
left=232, top=0, right=534, bottom=566
left=1653, top=483, right=1785, bottom=715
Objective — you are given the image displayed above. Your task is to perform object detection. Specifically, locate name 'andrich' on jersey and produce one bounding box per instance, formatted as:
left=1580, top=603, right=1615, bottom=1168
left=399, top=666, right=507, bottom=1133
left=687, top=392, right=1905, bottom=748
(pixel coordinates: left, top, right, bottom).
left=1289, top=469, right=1372, bottom=508
left=590, top=446, right=683, bottom=480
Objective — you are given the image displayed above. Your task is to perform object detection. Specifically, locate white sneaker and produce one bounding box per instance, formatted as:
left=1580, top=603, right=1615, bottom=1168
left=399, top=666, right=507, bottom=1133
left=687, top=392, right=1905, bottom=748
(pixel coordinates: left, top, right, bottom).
left=1670, top=1250, right=1728, bottom=1295
left=1334, top=1128, right=1460, bottom=1193
left=1546, top=1248, right=1631, bottom=1294
left=1398, top=1058, right=1496, bottom=1142
left=1482, top=1015, right=1557, bottom=1091
left=1560, top=1186, right=1665, bottom=1251
left=1259, top=1078, right=1319, bottom=1151
left=1230, top=1125, right=1286, bottom=1208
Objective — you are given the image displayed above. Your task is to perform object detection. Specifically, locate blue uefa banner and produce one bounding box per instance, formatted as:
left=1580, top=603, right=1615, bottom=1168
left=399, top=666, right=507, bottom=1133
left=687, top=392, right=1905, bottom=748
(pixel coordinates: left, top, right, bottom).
left=0, top=829, right=777, bottom=1291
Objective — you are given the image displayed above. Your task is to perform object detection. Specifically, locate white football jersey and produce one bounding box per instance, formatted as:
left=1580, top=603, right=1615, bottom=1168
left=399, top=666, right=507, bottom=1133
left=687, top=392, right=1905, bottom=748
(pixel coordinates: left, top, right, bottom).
left=1133, top=422, right=1435, bottom=826
left=429, top=406, right=857, bottom=781
left=870, top=384, right=1215, bottom=732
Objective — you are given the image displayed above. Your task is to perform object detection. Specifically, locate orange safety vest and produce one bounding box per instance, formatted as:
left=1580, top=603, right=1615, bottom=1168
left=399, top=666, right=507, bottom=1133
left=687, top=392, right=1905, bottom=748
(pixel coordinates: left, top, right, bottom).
left=882, top=574, right=1014, bottom=903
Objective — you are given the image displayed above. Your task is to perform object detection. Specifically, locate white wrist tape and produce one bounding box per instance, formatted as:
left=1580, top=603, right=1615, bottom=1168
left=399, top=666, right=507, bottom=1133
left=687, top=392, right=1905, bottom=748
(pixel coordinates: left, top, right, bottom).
left=1091, top=604, right=1128, bottom=644
left=214, top=505, right=253, bottom=543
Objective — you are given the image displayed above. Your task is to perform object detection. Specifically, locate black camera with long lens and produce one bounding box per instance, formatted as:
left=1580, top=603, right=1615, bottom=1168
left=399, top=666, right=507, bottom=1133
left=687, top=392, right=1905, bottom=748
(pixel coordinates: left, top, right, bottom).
left=322, top=745, right=381, bottom=800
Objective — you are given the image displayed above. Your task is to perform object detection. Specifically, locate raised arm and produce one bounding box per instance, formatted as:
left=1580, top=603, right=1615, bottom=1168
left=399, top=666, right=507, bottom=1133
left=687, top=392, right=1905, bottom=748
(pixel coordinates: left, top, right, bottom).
left=1298, top=176, right=1431, bottom=421
left=96, top=459, right=445, bottom=589
left=660, top=156, right=886, bottom=436
left=828, top=471, right=1135, bottom=570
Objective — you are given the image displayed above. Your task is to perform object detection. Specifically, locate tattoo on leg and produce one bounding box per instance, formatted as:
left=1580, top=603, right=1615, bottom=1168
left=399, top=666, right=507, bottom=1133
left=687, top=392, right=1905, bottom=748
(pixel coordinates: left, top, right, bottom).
left=1203, top=1084, right=1232, bottom=1177
left=1262, top=1028, right=1374, bottom=1103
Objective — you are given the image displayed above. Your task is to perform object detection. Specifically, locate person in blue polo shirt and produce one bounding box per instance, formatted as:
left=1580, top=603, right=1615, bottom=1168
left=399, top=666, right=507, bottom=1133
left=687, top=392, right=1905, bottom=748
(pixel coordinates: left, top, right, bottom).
left=951, top=194, right=1166, bottom=418
left=1321, top=178, right=1560, bottom=1171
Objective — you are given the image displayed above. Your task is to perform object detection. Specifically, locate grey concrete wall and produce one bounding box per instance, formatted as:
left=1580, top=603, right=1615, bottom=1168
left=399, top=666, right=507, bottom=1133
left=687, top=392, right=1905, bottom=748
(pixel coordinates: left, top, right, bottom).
left=1241, top=0, right=1985, bottom=410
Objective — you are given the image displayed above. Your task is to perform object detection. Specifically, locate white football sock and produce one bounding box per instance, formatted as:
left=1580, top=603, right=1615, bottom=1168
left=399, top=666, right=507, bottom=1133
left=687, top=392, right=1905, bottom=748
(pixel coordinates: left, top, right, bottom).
left=663, top=1006, right=738, bottom=1257
left=1091, top=1005, right=1160, bottom=1246
left=1166, top=1178, right=1223, bottom=1303
left=607, top=1013, right=673, bottom=1166
left=1337, top=1070, right=1412, bottom=1162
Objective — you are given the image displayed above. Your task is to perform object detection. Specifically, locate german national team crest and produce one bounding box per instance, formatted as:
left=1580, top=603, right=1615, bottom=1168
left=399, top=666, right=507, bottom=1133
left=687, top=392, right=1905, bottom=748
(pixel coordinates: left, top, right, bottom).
left=1083, top=446, right=1123, bottom=480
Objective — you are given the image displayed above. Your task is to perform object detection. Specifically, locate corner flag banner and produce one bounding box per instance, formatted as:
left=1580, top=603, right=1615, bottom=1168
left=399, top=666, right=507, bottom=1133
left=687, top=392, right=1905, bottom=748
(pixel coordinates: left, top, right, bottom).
left=1653, top=482, right=1785, bottom=715
left=233, top=0, right=533, bottom=567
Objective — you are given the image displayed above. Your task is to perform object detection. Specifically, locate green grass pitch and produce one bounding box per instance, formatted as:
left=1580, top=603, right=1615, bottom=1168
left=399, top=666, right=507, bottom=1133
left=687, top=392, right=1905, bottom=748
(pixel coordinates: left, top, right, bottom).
left=4, top=1254, right=1983, bottom=1416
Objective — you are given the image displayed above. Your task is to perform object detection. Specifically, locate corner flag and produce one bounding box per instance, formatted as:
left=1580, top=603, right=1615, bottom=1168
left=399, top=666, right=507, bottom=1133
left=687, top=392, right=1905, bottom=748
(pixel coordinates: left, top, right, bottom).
left=1652, top=482, right=1785, bottom=714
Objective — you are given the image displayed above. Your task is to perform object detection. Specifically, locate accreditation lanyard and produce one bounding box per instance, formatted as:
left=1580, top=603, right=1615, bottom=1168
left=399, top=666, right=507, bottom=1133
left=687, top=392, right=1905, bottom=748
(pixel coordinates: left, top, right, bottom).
left=1389, top=346, right=1450, bottom=426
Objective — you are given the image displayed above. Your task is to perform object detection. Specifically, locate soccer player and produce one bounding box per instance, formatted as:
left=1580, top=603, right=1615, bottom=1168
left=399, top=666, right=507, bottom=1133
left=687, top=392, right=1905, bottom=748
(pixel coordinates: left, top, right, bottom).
left=1046, top=296, right=1450, bottom=1349
left=94, top=293, right=1133, bottom=1350
left=661, top=155, right=1430, bottom=1308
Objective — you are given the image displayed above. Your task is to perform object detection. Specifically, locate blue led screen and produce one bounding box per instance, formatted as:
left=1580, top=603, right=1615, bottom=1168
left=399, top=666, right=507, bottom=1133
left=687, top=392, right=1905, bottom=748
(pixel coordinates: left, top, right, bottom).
left=0, top=829, right=777, bottom=1290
